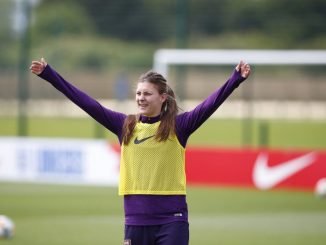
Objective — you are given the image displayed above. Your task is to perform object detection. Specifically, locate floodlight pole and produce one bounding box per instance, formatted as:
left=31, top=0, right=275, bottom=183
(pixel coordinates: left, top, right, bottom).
left=175, top=0, right=188, bottom=101
left=176, top=0, right=188, bottom=49
left=17, top=0, right=32, bottom=136
left=242, top=72, right=254, bottom=147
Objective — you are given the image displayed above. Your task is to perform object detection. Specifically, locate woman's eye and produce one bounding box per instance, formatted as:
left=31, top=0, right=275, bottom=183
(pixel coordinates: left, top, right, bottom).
left=136, top=91, right=152, bottom=96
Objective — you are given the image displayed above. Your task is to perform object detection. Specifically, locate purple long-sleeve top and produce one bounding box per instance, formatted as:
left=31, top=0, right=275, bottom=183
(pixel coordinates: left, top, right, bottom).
left=39, top=65, right=246, bottom=226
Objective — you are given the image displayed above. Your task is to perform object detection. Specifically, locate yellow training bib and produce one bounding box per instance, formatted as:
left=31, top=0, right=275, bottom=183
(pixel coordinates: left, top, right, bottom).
left=119, top=121, right=186, bottom=195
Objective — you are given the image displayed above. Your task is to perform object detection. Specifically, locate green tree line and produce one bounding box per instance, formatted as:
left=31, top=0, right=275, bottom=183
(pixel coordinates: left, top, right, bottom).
left=37, top=0, right=326, bottom=45
left=1, top=0, right=325, bottom=70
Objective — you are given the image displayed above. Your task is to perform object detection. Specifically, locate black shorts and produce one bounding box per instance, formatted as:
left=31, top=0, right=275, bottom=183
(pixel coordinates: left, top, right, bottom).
left=124, top=222, right=189, bottom=245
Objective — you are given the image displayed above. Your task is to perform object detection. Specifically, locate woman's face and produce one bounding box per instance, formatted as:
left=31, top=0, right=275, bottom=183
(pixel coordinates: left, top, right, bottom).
left=136, top=82, right=167, bottom=117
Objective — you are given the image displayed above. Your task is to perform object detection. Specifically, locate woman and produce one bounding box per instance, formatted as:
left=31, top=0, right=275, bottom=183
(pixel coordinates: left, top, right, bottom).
left=30, top=58, right=250, bottom=245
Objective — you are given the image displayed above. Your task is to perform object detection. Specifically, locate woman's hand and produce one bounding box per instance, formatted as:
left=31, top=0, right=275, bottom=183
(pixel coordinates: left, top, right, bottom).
left=30, top=58, right=47, bottom=75
left=236, top=61, right=251, bottom=78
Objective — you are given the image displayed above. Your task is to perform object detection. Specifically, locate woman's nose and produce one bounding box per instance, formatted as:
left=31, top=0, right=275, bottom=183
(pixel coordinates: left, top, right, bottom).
left=139, top=94, right=145, bottom=100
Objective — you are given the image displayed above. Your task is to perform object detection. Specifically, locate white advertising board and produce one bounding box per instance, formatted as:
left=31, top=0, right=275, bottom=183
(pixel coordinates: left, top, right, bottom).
left=0, top=137, right=120, bottom=186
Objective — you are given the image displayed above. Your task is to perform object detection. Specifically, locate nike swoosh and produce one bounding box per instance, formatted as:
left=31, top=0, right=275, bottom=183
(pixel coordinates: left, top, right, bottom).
left=252, top=152, right=316, bottom=190
left=134, top=135, right=155, bottom=144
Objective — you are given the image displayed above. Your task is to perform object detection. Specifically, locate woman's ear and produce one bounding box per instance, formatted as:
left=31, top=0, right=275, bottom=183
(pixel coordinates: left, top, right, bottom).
left=160, top=93, right=168, bottom=103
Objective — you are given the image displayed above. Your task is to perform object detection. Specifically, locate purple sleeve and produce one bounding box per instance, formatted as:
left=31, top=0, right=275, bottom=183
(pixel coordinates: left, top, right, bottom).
left=38, top=65, right=126, bottom=143
left=176, top=69, right=246, bottom=147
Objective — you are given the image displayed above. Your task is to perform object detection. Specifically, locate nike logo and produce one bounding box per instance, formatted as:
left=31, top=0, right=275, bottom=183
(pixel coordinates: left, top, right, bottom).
left=134, top=135, right=155, bottom=144
left=253, top=152, right=316, bottom=190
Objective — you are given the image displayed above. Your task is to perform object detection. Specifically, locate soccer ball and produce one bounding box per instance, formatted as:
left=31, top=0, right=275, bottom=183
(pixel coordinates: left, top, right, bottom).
left=0, top=215, right=15, bottom=239
left=315, top=178, right=326, bottom=198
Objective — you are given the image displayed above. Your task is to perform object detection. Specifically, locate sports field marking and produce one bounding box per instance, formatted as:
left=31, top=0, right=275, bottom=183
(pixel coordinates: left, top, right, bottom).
left=17, top=212, right=326, bottom=235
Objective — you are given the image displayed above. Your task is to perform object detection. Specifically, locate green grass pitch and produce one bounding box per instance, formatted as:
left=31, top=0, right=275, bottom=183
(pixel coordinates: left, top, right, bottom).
left=1, top=117, right=326, bottom=244
left=1, top=183, right=326, bottom=244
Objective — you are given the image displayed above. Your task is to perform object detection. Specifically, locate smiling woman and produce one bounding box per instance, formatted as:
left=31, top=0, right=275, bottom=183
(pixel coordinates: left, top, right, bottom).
left=123, top=71, right=178, bottom=145
left=136, top=79, right=167, bottom=117
left=30, top=57, right=250, bottom=245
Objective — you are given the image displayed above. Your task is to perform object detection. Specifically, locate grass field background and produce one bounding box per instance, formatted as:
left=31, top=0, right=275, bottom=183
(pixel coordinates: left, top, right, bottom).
left=1, top=116, right=326, bottom=149
left=1, top=116, right=326, bottom=244
left=1, top=183, right=326, bottom=244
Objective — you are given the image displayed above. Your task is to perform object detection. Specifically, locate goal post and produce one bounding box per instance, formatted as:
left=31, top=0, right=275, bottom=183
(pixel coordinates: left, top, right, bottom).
left=153, top=49, right=326, bottom=147
left=153, top=49, right=326, bottom=77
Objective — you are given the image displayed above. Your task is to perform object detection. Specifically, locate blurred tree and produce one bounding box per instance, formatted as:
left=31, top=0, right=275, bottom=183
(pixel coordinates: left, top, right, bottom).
left=34, top=0, right=326, bottom=46
left=2, top=0, right=326, bottom=70
left=79, top=0, right=175, bottom=41
left=190, top=0, right=229, bottom=35
left=0, top=1, right=12, bottom=41
left=33, top=1, right=94, bottom=40
left=190, top=0, right=326, bottom=48
left=0, top=0, right=17, bottom=69
left=262, top=0, right=326, bottom=41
